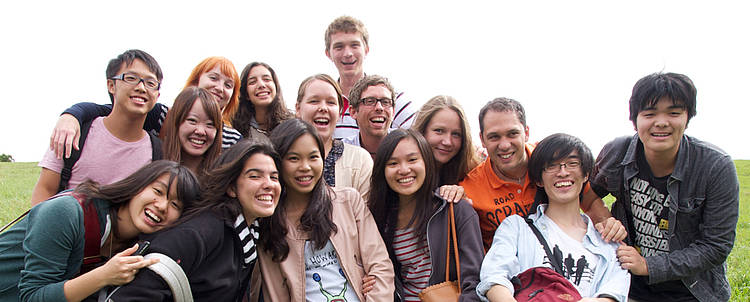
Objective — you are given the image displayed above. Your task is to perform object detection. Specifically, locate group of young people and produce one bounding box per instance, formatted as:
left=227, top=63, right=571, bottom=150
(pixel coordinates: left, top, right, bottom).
left=0, top=15, right=739, bottom=302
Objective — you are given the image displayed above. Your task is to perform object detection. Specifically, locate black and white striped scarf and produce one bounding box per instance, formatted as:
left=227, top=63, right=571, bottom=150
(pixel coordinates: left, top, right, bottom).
left=234, top=214, right=259, bottom=266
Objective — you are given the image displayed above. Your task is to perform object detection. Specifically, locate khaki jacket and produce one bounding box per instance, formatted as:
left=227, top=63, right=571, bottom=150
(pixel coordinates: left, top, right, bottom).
left=253, top=187, right=394, bottom=302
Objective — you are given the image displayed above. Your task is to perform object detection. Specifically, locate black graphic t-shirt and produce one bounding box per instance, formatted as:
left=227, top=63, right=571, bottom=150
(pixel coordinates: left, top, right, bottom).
left=628, top=147, right=696, bottom=301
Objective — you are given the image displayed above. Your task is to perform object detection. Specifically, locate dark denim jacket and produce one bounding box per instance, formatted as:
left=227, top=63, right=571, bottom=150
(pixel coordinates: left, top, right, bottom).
left=591, top=134, right=739, bottom=302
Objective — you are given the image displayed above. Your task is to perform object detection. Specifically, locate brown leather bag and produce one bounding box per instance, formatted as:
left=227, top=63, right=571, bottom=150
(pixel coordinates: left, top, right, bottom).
left=418, top=202, right=461, bottom=301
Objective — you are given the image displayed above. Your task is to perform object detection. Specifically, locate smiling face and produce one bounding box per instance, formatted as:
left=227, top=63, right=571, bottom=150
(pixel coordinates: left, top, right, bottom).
left=385, top=137, right=426, bottom=200
left=295, top=79, right=340, bottom=143
left=326, top=31, right=369, bottom=79
left=108, top=59, right=159, bottom=117
left=423, top=108, right=462, bottom=166
left=480, top=110, right=529, bottom=180
left=121, top=173, right=182, bottom=237
left=246, top=65, right=277, bottom=109
left=197, top=66, right=235, bottom=110
left=178, top=99, right=217, bottom=159
left=350, top=84, right=394, bottom=139
left=281, top=134, right=323, bottom=196
left=228, top=153, right=282, bottom=222
left=538, top=151, right=587, bottom=205
left=636, top=96, right=688, bottom=158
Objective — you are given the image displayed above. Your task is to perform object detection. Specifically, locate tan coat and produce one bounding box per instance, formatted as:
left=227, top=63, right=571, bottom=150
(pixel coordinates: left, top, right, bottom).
left=335, top=142, right=373, bottom=201
left=253, top=187, right=394, bottom=302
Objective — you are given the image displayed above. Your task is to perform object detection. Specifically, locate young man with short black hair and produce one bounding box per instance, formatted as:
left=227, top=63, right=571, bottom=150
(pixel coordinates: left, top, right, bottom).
left=591, top=72, right=739, bottom=302
left=30, top=49, right=163, bottom=205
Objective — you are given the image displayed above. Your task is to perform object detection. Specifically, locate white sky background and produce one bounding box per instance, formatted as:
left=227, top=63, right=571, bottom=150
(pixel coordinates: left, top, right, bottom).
left=1, top=0, right=748, bottom=162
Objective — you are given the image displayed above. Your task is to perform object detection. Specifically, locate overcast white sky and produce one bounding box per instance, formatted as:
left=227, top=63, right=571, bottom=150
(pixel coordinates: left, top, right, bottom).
left=1, top=0, right=748, bottom=162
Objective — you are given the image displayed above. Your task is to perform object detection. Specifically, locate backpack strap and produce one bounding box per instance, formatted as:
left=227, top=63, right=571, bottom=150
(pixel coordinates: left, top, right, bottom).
left=524, top=218, right=564, bottom=275
left=148, top=130, right=163, bottom=160
left=58, top=119, right=94, bottom=193
left=144, top=253, right=194, bottom=302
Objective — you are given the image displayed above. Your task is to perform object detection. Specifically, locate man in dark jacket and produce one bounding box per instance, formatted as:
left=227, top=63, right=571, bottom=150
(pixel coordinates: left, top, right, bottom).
left=591, top=72, right=739, bottom=302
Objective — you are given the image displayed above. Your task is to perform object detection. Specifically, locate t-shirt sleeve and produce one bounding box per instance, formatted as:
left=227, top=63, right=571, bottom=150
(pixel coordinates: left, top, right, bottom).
left=38, top=147, right=63, bottom=174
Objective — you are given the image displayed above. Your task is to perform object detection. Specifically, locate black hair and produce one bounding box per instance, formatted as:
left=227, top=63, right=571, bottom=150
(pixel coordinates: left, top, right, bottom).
left=368, top=129, right=439, bottom=248
left=179, top=139, right=282, bottom=224
left=233, top=62, right=292, bottom=136
left=75, top=160, right=201, bottom=238
left=527, top=133, right=594, bottom=207
left=261, top=119, right=337, bottom=262
left=628, top=72, right=697, bottom=126
left=105, top=49, right=163, bottom=103
left=478, top=97, right=526, bottom=134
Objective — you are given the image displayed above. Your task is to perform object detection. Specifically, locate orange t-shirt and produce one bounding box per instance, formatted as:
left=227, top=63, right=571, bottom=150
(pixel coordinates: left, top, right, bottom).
left=460, top=143, right=537, bottom=251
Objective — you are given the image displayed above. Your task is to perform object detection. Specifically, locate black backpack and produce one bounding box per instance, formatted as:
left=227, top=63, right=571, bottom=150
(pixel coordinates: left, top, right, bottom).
left=58, top=120, right=162, bottom=192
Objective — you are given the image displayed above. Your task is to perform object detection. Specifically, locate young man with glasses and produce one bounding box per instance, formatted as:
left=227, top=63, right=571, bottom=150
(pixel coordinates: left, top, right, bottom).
left=30, top=49, right=163, bottom=205
left=324, top=16, right=416, bottom=139
left=590, top=72, right=739, bottom=302
left=341, top=74, right=395, bottom=157
left=460, top=98, right=624, bottom=251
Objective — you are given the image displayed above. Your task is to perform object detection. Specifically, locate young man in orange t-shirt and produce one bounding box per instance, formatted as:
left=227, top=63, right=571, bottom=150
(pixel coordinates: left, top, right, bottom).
left=461, top=97, right=624, bottom=250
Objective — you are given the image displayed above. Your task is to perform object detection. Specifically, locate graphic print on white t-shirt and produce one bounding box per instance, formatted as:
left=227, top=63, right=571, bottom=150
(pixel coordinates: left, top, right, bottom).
left=304, top=240, right=360, bottom=302
left=542, top=216, right=600, bottom=297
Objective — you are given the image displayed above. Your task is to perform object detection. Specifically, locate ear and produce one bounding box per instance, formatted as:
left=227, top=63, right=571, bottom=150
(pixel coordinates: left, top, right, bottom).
left=325, top=48, right=332, bottom=61
left=479, top=131, right=487, bottom=148
left=523, top=125, right=530, bottom=143
left=364, top=44, right=370, bottom=56
left=227, top=185, right=237, bottom=198
left=349, top=105, right=358, bottom=120
left=536, top=181, right=544, bottom=188
left=107, top=79, right=116, bottom=96
left=295, top=103, right=301, bottom=118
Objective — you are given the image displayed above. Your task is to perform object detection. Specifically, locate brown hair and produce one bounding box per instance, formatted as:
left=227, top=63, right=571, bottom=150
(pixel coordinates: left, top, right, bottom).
left=160, top=87, right=223, bottom=178
left=296, top=74, right=344, bottom=113
left=324, top=16, right=369, bottom=51
left=412, top=95, right=479, bottom=184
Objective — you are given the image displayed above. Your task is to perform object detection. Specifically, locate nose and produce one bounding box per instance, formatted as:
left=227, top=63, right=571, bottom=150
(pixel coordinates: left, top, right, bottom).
left=556, top=164, right=572, bottom=176
left=498, top=137, right=512, bottom=150
left=343, top=46, right=353, bottom=57
left=440, top=134, right=452, bottom=146
left=153, top=196, right=168, bottom=213
left=194, top=124, right=207, bottom=136
left=397, top=162, right=410, bottom=174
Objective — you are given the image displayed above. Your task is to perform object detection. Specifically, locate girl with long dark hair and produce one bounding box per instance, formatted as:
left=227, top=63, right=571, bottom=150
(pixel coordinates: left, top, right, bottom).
left=109, top=139, right=283, bottom=301
left=232, top=62, right=292, bottom=137
left=0, top=160, right=200, bottom=302
left=255, top=118, right=394, bottom=302
left=368, top=129, right=483, bottom=302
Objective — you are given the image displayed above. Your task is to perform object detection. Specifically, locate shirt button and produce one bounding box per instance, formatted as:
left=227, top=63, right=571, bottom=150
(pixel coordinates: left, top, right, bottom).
left=517, top=189, right=522, bottom=193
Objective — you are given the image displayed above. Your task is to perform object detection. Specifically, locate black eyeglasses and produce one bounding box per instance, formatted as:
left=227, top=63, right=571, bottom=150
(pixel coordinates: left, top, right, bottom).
left=359, top=97, right=394, bottom=108
left=543, top=160, right=581, bottom=174
left=110, top=73, right=161, bottom=91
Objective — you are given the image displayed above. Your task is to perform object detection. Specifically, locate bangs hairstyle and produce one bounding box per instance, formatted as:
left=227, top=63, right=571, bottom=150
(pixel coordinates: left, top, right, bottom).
left=184, top=57, right=241, bottom=127
left=368, top=129, right=439, bottom=246
left=262, top=119, right=337, bottom=262
left=324, top=15, right=369, bottom=50
left=181, top=139, right=281, bottom=223
left=296, top=74, right=344, bottom=114
left=160, top=86, right=223, bottom=177
left=106, top=49, right=163, bottom=103
left=75, top=160, right=201, bottom=224
left=628, top=72, right=697, bottom=126
left=233, top=62, right=292, bottom=136
left=348, top=74, right=395, bottom=108
left=478, top=97, right=526, bottom=134
left=527, top=133, right=594, bottom=206
left=411, top=95, right=479, bottom=184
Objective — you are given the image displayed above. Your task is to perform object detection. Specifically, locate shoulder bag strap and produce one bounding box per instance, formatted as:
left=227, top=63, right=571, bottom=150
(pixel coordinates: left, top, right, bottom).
left=524, top=218, right=563, bottom=275
left=144, top=253, right=194, bottom=302
left=445, top=202, right=461, bottom=288
left=59, top=119, right=94, bottom=193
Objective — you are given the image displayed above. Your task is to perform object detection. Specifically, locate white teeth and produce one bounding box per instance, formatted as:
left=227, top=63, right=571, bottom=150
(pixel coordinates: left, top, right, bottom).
left=554, top=181, right=573, bottom=188
left=257, top=195, right=272, bottom=201
left=398, top=177, right=415, bottom=184
left=652, top=133, right=669, bottom=137
left=500, top=153, right=512, bottom=159
left=314, top=118, right=329, bottom=124
left=371, top=117, right=385, bottom=123
left=189, top=138, right=205, bottom=145
left=297, top=176, right=312, bottom=182
left=145, top=209, right=161, bottom=223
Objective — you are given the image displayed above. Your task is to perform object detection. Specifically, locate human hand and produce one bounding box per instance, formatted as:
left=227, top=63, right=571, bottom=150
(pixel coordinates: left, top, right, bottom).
left=594, top=217, right=627, bottom=243
left=95, top=243, right=159, bottom=286
left=439, top=185, right=466, bottom=204
left=49, top=114, right=81, bottom=159
left=616, top=244, right=648, bottom=275
left=361, top=275, right=375, bottom=295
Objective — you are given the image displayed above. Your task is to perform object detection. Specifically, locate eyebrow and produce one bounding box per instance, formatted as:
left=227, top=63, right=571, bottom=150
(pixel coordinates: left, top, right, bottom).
left=244, top=168, right=277, bottom=175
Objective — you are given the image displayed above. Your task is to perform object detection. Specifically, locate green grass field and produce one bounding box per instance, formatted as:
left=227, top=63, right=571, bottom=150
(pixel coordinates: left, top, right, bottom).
left=1, top=161, right=749, bottom=300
